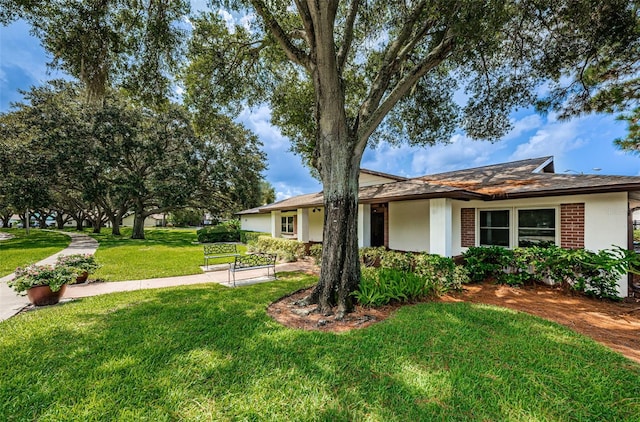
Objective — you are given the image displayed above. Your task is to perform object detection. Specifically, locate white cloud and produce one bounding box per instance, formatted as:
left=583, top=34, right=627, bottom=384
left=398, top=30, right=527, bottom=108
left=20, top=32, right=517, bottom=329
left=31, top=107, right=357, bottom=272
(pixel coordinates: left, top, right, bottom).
left=409, top=134, right=504, bottom=175
left=274, top=183, right=308, bottom=201
left=509, top=119, right=586, bottom=161
left=217, top=9, right=236, bottom=33
left=238, top=105, right=289, bottom=151
left=503, top=114, right=543, bottom=141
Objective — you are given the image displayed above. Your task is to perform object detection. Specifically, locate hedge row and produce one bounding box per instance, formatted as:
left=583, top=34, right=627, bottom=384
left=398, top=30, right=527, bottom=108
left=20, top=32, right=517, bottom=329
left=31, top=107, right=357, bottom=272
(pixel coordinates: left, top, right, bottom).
left=462, top=245, right=639, bottom=300
left=248, top=236, right=306, bottom=262
left=196, top=227, right=269, bottom=244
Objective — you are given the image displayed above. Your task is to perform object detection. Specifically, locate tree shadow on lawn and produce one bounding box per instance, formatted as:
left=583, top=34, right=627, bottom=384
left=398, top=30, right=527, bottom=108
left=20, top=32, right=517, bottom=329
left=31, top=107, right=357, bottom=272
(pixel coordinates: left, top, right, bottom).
left=1, top=278, right=639, bottom=420
left=0, top=229, right=70, bottom=252
left=88, top=228, right=199, bottom=249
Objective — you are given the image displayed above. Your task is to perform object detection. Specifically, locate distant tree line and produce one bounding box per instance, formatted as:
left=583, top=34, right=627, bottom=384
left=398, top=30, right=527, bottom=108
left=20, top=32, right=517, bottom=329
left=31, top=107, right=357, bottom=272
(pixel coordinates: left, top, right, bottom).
left=0, top=81, right=270, bottom=239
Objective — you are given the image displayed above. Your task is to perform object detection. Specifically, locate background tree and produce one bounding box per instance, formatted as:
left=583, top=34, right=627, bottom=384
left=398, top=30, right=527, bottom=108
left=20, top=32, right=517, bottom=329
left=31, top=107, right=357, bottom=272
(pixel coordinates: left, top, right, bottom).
left=184, top=0, right=639, bottom=318
left=0, top=0, right=189, bottom=104
left=259, top=180, right=276, bottom=205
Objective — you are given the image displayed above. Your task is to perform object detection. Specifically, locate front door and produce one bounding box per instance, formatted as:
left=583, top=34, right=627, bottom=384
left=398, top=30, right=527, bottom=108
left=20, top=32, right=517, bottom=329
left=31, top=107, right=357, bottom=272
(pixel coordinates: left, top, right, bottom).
left=371, top=207, right=385, bottom=247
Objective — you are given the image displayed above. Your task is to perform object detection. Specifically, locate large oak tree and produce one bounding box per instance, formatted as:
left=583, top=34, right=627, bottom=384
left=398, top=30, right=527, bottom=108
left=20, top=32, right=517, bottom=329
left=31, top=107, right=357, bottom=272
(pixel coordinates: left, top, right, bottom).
left=184, top=0, right=639, bottom=318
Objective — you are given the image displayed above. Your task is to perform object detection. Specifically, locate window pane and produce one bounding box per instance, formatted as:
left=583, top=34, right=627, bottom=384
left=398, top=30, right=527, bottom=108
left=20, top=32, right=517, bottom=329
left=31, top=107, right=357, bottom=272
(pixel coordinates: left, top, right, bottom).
left=480, top=210, right=509, bottom=228
left=518, top=209, right=556, bottom=247
left=519, top=209, right=555, bottom=228
left=480, top=228, right=510, bottom=246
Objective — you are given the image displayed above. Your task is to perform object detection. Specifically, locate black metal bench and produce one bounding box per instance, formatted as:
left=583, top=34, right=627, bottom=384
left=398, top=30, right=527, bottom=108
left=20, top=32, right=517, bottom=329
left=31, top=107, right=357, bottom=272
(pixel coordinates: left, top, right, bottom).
left=204, top=243, right=240, bottom=269
left=228, top=253, right=277, bottom=287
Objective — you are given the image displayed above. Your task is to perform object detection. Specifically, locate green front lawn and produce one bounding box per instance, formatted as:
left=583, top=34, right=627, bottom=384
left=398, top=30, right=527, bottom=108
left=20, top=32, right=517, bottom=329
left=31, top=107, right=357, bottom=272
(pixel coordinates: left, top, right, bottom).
left=1, top=273, right=638, bottom=421
left=89, top=227, right=247, bottom=281
left=0, top=229, right=71, bottom=277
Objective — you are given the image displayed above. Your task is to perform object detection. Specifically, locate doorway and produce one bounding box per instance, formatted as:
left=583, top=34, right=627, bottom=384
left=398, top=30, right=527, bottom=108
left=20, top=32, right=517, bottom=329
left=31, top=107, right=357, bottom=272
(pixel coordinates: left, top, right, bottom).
left=371, top=204, right=387, bottom=247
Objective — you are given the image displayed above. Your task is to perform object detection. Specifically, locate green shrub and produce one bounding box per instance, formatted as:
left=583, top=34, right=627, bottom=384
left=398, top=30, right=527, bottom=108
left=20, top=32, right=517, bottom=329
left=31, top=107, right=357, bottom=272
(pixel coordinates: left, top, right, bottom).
left=359, top=246, right=386, bottom=267
left=462, top=244, right=640, bottom=299
left=354, top=253, right=462, bottom=307
left=354, top=268, right=428, bottom=307
left=197, top=226, right=241, bottom=243
left=309, top=243, right=323, bottom=265
left=241, top=231, right=270, bottom=245
left=380, top=250, right=414, bottom=272
left=250, top=236, right=306, bottom=262
left=462, top=246, right=514, bottom=283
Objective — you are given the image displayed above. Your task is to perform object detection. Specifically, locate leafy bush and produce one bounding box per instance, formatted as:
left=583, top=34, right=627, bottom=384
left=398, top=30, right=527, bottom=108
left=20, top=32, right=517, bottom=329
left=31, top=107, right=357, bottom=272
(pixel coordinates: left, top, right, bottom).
left=249, top=236, right=306, bottom=262
left=380, top=251, right=414, bottom=272
left=354, top=268, right=428, bottom=307
left=359, top=246, right=386, bottom=267
left=309, top=244, right=323, bottom=265
left=462, top=245, right=640, bottom=299
left=354, top=253, right=463, bottom=307
left=461, top=246, right=513, bottom=283
left=241, top=231, right=270, bottom=245
left=197, top=226, right=241, bottom=243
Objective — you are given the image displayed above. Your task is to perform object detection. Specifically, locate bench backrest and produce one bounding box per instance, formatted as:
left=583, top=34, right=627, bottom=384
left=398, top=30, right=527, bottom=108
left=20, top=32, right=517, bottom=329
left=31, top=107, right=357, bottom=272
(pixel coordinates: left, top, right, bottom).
left=233, top=253, right=276, bottom=269
left=204, top=243, right=238, bottom=255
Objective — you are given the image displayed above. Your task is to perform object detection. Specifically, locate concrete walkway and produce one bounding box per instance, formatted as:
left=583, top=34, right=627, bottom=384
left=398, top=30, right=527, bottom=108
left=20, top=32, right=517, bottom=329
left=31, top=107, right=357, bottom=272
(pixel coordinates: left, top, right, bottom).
left=1, top=231, right=314, bottom=322
left=0, top=231, right=99, bottom=321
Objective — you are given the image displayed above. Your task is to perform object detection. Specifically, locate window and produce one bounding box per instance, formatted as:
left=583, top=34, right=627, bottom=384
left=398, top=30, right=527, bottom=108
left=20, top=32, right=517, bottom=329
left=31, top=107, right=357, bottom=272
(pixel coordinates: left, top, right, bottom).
left=281, top=216, right=294, bottom=234
left=479, top=210, right=510, bottom=247
left=518, top=209, right=556, bottom=247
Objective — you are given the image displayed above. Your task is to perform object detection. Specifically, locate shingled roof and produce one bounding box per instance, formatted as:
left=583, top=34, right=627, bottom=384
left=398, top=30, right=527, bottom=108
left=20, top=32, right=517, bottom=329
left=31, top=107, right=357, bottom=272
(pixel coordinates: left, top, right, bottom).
left=239, top=157, right=640, bottom=214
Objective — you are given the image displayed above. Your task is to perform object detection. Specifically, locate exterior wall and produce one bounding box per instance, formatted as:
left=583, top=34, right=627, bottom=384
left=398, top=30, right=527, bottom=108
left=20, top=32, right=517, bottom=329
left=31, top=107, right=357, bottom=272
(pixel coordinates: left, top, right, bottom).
left=560, top=203, right=585, bottom=249
left=452, top=193, right=629, bottom=255
left=358, top=204, right=371, bottom=248
left=308, top=207, right=324, bottom=242
left=451, top=192, right=630, bottom=297
left=388, top=200, right=430, bottom=252
left=121, top=215, right=163, bottom=227
left=461, top=208, right=476, bottom=247
left=359, top=173, right=398, bottom=187
left=240, top=213, right=272, bottom=233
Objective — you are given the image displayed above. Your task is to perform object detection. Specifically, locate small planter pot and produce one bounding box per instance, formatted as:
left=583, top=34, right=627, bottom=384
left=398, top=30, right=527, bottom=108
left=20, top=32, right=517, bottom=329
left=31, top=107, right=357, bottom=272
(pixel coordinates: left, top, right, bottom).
left=26, top=284, right=67, bottom=306
left=75, top=271, right=89, bottom=284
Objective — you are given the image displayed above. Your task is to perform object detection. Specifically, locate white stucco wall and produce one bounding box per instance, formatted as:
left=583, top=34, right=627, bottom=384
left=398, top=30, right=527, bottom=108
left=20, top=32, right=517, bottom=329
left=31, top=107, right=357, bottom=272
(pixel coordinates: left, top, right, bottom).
left=240, top=214, right=272, bottom=233
left=388, top=200, right=430, bottom=252
left=121, top=215, right=162, bottom=227
left=309, top=207, right=324, bottom=242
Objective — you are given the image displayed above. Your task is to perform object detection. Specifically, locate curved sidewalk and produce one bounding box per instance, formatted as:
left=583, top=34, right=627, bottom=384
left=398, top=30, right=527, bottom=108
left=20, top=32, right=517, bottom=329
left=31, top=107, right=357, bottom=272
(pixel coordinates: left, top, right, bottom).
left=0, top=231, right=100, bottom=321
left=1, top=232, right=315, bottom=322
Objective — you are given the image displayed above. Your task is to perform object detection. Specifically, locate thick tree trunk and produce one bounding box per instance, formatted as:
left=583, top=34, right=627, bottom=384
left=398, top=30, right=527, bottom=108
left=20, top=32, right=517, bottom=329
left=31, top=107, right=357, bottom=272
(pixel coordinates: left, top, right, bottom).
left=131, top=213, right=146, bottom=239
left=110, top=215, right=121, bottom=236
left=92, top=220, right=102, bottom=234
left=309, top=167, right=361, bottom=318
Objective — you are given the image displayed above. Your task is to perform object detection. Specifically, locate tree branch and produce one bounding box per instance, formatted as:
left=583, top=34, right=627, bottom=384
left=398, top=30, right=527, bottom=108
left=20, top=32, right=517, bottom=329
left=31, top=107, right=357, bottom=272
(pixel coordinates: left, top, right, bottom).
left=336, top=0, right=360, bottom=71
left=358, top=1, right=429, bottom=122
left=251, top=0, right=311, bottom=69
left=356, top=28, right=456, bottom=152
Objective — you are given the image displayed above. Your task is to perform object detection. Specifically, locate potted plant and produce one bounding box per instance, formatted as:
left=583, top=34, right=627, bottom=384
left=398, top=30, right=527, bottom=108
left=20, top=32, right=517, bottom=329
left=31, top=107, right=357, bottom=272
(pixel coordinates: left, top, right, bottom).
left=8, top=264, right=78, bottom=306
left=55, top=254, right=100, bottom=283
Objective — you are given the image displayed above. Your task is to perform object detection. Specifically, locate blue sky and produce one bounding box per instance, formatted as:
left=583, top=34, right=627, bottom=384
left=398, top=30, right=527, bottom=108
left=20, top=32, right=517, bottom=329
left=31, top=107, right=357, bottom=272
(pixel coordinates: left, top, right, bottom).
left=2, top=17, right=639, bottom=202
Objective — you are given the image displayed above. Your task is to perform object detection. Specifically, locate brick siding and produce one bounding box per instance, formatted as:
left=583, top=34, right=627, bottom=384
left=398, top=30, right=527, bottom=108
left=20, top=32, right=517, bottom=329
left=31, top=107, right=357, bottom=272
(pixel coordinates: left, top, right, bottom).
left=461, top=208, right=476, bottom=247
left=560, top=203, right=585, bottom=249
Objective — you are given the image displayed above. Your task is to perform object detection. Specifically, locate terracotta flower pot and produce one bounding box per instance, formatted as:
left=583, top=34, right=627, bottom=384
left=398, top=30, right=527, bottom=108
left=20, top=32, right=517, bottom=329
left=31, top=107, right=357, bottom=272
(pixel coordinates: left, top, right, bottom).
left=26, top=284, right=67, bottom=306
left=75, top=271, right=89, bottom=283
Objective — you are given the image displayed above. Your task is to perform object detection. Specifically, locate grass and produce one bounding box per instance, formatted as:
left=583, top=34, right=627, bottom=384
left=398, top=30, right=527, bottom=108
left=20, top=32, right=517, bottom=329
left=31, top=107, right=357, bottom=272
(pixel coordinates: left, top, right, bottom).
left=0, top=229, right=71, bottom=277
left=1, top=272, right=638, bottom=421
left=89, top=227, right=247, bottom=282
